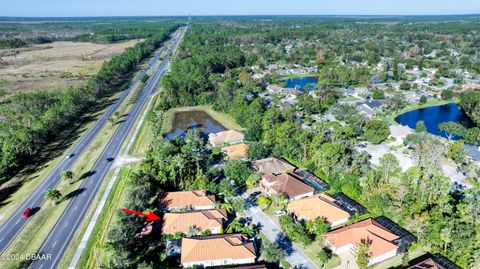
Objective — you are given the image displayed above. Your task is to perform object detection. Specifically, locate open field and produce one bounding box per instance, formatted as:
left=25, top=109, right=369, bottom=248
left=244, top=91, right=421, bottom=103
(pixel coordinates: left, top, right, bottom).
left=0, top=40, right=140, bottom=95
left=161, top=105, right=243, bottom=134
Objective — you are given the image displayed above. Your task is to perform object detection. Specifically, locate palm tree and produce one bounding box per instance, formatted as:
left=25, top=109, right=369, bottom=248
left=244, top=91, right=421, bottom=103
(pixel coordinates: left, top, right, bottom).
left=257, top=195, right=272, bottom=210
left=240, top=224, right=256, bottom=237
left=226, top=219, right=243, bottom=233
left=44, top=189, right=62, bottom=205
left=220, top=203, right=234, bottom=214
left=60, top=170, right=74, bottom=184
left=273, top=195, right=289, bottom=210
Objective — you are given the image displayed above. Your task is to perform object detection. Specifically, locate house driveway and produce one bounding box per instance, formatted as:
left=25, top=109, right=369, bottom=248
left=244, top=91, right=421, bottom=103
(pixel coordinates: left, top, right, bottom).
left=244, top=206, right=319, bottom=269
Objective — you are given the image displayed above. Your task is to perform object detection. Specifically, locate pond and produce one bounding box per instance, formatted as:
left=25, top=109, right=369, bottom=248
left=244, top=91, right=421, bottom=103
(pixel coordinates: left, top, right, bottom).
left=283, top=76, right=318, bottom=91
left=394, top=103, right=474, bottom=140
left=165, top=110, right=227, bottom=140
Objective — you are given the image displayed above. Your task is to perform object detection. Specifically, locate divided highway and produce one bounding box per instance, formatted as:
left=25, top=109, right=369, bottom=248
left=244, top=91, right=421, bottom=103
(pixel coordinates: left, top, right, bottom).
left=0, top=27, right=184, bottom=266
left=27, top=27, right=186, bottom=269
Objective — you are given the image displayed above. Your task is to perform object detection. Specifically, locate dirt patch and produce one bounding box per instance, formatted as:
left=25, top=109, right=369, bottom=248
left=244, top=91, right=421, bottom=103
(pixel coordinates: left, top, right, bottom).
left=0, top=40, right=141, bottom=95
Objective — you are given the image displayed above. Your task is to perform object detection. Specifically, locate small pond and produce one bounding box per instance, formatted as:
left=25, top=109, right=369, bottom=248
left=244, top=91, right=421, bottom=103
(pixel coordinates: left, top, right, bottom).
left=165, top=111, right=226, bottom=140
left=394, top=103, right=474, bottom=140
left=283, top=76, right=318, bottom=91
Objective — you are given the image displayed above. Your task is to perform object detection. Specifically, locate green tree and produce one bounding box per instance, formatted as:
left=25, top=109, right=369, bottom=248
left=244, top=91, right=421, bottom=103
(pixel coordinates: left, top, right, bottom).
left=371, top=89, right=385, bottom=99
left=356, top=240, right=371, bottom=269
left=317, top=249, right=330, bottom=266
left=45, top=189, right=62, bottom=205
left=306, top=218, right=330, bottom=235
left=60, top=170, right=74, bottom=184
left=419, top=95, right=427, bottom=104
left=257, top=195, right=273, bottom=209
left=261, top=239, right=285, bottom=263
left=438, top=121, right=466, bottom=140
left=459, top=90, right=480, bottom=125
left=224, top=159, right=251, bottom=187
left=415, top=121, right=427, bottom=132
left=441, top=90, right=454, bottom=100
left=363, top=120, right=390, bottom=144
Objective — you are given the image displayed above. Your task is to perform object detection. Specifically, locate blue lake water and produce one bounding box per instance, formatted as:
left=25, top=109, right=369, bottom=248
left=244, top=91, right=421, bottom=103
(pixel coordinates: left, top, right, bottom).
left=283, top=77, right=318, bottom=91
left=395, top=103, right=474, bottom=140
left=165, top=111, right=226, bottom=140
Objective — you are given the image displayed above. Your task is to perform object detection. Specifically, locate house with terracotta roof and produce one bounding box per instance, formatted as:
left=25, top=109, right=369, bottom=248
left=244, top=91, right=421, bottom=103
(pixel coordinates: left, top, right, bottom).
left=223, top=264, right=267, bottom=269
left=208, top=130, right=245, bottom=147
left=222, top=143, right=248, bottom=159
left=181, top=234, right=257, bottom=268
left=322, top=218, right=400, bottom=265
left=408, top=257, right=446, bottom=269
left=287, top=193, right=350, bottom=227
left=159, top=190, right=216, bottom=211
left=252, top=157, right=296, bottom=175
left=261, top=172, right=314, bottom=201
left=162, top=209, right=227, bottom=235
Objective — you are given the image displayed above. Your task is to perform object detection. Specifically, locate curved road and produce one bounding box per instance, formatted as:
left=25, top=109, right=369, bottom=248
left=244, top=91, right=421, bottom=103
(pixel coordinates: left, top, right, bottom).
left=0, top=27, right=183, bottom=267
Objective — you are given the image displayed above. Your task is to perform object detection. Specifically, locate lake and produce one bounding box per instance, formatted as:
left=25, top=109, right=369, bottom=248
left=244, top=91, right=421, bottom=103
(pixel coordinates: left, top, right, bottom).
left=283, top=76, right=318, bottom=91
left=395, top=103, right=474, bottom=140
left=165, top=110, right=226, bottom=140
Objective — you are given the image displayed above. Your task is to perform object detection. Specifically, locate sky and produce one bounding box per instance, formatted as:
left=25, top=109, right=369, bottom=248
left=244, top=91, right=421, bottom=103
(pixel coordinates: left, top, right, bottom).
left=1, top=0, right=479, bottom=17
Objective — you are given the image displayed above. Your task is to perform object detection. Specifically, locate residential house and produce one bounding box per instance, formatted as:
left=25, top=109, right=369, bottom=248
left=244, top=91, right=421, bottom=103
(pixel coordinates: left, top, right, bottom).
left=407, top=256, right=460, bottom=269
left=261, top=172, right=314, bottom=201
left=222, top=143, right=248, bottom=159
left=181, top=234, right=257, bottom=268
left=287, top=193, right=350, bottom=228
left=159, top=190, right=216, bottom=211
left=364, top=100, right=383, bottom=110
left=322, top=218, right=400, bottom=265
left=208, top=130, right=245, bottom=147
left=162, top=209, right=228, bottom=235
left=252, top=157, right=296, bottom=176
left=224, top=264, right=267, bottom=269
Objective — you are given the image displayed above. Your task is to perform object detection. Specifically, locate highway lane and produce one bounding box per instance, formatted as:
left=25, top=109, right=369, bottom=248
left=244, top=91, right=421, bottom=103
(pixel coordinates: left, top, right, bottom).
left=28, top=27, right=186, bottom=269
left=0, top=29, right=176, bottom=255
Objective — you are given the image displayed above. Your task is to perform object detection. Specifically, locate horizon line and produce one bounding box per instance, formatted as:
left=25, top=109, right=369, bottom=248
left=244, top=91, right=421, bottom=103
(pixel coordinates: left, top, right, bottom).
left=1, top=13, right=480, bottom=19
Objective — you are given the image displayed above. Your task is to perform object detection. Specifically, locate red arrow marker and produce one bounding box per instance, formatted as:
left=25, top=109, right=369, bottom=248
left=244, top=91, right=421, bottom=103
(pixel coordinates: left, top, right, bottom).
left=121, top=208, right=160, bottom=222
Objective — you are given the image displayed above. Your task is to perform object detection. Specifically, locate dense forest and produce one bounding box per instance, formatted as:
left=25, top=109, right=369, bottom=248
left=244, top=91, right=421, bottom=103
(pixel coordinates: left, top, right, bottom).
left=0, top=23, right=179, bottom=185
left=156, top=20, right=479, bottom=267
left=0, top=18, right=182, bottom=48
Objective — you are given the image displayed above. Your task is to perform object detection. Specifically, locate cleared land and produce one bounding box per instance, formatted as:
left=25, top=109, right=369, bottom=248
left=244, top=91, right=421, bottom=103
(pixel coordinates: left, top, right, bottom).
left=0, top=40, right=140, bottom=95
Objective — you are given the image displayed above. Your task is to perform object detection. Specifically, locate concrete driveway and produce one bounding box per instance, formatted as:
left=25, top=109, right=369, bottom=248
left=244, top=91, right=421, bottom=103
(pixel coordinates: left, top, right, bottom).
left=244, top=206, right=319, bottom=269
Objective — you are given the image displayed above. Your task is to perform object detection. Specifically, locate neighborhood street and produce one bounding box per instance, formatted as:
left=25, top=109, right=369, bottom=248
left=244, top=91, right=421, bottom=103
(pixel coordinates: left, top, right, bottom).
left=243, top=201, right=319, bottom=269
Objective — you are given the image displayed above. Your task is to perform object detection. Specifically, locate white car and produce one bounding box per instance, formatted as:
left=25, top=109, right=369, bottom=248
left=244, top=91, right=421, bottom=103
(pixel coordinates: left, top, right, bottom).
left=65, top=153, right=74, bottom=159
left=274, top=210, right=286, bottom=217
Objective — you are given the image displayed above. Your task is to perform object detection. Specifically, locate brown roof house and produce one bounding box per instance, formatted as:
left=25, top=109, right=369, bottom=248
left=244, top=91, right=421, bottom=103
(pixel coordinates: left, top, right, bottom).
left=252, top=157, right=296, bottom=175
left=159, top=190, right=216, bottom=211
left=208, top=130, right=245, bottom=147
left=322, top=218, right=400, bottom=266
left=181, top=234, right=257, bottom=268
left=287, top=193, right=350, bottom=228
left=162, top=209, right=227, bottom=235
left=261, top=172, right=314, bottom=201
left=407, top=256, right=459, bottom=269
left=222, top=143, right=248, bottom=159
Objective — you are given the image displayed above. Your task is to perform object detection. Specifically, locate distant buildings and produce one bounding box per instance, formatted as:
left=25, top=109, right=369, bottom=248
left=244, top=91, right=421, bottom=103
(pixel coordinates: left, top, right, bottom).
left=180, top=234, right=257, bottom=268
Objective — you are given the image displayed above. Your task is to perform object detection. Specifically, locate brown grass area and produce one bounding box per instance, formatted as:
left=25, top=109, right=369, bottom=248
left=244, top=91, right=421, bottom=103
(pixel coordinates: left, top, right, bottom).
left=0, top=39, right=141, bottom=95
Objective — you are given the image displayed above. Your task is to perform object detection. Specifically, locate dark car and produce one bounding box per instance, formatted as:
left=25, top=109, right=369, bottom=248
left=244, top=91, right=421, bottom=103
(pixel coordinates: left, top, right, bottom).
left=22, top=208, right=32, bottom=218
left=249, top=191, right=262, bottom=199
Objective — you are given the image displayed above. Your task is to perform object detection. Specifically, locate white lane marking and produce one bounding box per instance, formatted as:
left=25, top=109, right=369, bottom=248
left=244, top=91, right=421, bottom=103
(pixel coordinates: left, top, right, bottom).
left=52, top=241, right=57, bottom=248
left=74, top=205, right=78, bottom=211
left=64, top=222, right=69, bottom=228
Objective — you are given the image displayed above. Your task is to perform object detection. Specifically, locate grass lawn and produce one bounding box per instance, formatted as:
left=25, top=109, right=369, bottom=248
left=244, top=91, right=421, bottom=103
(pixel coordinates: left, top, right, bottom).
left=296, top=237, right=341, bottom=269
left=283, top=73, right=318, bottom=79
left=338, top=96, right=361, bottom=102
left=162, top=105, right=243, bottom=134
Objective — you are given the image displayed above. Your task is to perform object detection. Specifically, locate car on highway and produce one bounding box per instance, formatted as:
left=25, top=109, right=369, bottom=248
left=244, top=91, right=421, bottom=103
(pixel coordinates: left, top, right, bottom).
left=66, top=153, right=74, bottom=159
left=22, top=208, right=32, bottom=218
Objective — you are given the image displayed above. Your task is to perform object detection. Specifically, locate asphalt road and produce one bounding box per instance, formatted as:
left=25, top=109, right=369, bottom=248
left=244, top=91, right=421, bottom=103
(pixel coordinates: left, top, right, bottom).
left=0, top=27, right=184, bottom=267
left=26, top=27, right=187, bottom=269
